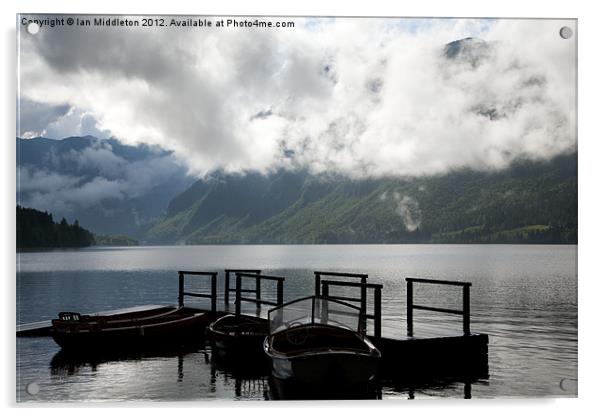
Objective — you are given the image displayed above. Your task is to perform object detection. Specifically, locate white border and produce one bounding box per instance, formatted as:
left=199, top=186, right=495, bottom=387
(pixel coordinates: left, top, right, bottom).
left=2, top=1, right=600, bottom=415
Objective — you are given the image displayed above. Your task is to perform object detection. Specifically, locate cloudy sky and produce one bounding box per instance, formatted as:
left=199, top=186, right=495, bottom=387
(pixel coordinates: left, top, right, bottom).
left=18, top=16, right=576, bottom=178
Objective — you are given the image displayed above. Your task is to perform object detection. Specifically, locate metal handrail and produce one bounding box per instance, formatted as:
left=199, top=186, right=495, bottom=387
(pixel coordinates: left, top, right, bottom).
left=320, top=279, right=383, bottom=340
left=224, top=269, right=261, bottom=304
left=314, top=271, right=369, bottom=330
left=405, top=277, right=472, bottom=336
left=178, top=271, right=217, bottom=312
left=234, top=272, right=284, bottom=316
left=314, top=271, right=368, bottom=296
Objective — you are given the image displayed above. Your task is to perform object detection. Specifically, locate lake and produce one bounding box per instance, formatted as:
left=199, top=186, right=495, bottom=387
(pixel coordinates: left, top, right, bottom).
left=16, top=244, right=577, bottom=401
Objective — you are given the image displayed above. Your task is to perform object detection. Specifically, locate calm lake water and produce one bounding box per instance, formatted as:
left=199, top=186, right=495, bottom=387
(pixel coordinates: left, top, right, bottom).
left=16, top=244, right=577, bottom=401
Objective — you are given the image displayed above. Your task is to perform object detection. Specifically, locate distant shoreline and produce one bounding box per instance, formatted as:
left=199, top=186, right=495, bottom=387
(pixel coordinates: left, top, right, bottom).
left=16, top=242, right=578, bottom=253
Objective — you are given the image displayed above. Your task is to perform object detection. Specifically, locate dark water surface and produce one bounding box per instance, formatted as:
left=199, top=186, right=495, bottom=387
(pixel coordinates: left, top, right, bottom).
left=16, top=244, right=577, bottom=401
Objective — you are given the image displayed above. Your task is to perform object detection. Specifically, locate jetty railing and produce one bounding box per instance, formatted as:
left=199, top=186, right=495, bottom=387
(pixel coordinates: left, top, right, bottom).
left=405, top=277, right=472, bottom=337
left=224, top=269, right=261, bottom=304
left=178, top=271, right=218, bottom=312
left=234, top=272, right=284, bottom=316
left=314, top=271, right=368, bottom=297
left=320, top=279, right=383, bottom=340
left=314, top=271, right=369, bottom=333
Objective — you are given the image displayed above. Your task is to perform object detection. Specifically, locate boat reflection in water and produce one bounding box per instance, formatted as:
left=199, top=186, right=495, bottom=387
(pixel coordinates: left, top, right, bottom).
left=209, top=344, right=271, bottom=399
left=264, top=296, right=381, bottom=399
left=49, top=341, right=205, bottom=376
left=48, top=337, right=482, bottom=400
left=207, top=314, right=268, bottom=357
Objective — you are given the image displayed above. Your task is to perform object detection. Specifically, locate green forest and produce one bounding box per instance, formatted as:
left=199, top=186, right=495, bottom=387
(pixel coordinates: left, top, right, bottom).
left=93, top=234, right=139, bottom=246
left=146, top=152, right=577, bottom=245
left=17, top=205, right=95, bottom=249
left=17, top=152, right=577, bottom=247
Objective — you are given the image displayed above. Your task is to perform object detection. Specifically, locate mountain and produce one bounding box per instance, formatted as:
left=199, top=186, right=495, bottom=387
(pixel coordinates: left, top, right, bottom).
left=17, top=136, right=193, bottom=236
left=443, top=37, right=492, bottom=67
left=146, top=152, right=577, bottom=244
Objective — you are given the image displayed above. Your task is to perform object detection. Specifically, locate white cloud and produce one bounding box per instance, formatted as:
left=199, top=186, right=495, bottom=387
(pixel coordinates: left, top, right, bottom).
left=396, top=195, right=422, bottom=232
left=382, top=191, right=422, bottom=231
left=21, top=105, right=112, bottom=140
left=18, top=145, right=186, bottom=214
left=17, top=166, right=121, bottom=213
left=18, top=17, right=576, bottom=178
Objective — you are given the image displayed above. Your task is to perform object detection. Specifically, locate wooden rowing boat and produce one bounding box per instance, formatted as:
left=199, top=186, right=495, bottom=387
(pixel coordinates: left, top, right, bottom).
left=51, top=306, right=209, bottom=350
left=207, top=314, right=268, bottom=357
left=264, top=296, right=381, bottom=395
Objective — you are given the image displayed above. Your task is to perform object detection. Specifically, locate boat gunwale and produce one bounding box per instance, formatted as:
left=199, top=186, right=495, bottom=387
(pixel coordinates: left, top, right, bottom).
left=51, top=310, right=206, bottom=334
left=207, top=314, right=267, bottom=338
left=264, top=323, right=381, bottom=360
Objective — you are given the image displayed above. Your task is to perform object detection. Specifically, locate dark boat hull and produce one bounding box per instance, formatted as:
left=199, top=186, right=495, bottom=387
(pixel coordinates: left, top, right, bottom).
left=207, top=314, right=267, bottom=357
left=51, top=310, right=210, bottom=351
left=270, top=350, right=380, bottom=387
left=264, top=324, right=381, bottom=393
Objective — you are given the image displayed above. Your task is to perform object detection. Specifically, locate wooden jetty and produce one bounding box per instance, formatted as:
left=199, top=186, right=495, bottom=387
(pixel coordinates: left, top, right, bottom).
left=17, top=269, right=489, bottom=381
left=315, top=273, right=488, bottom=380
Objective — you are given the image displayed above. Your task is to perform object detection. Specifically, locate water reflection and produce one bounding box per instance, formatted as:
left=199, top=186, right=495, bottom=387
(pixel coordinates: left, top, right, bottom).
left=50, top=342, right=202, bottom=377
left=17, top=245, right=578, bottom=400
left=47, top=339, right=490, bottom=400
left=383, top=378, right=482, bottom=400
left=209, top=346, right=271, bottom=399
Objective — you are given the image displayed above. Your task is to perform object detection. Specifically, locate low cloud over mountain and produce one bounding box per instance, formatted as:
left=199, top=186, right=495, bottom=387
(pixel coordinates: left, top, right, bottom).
left=19, top=18, right=576, bottom=178
left=17, top=136, right=193, bottom=235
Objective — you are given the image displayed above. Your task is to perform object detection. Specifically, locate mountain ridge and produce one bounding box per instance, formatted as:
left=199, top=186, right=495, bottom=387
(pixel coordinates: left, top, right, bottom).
left=145, top=152, right=577, bottom=245
left=17, top=135, right=193, bottom=236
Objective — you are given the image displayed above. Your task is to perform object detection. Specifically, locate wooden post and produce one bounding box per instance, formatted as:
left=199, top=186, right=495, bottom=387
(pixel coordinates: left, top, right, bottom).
left=178, top=272, right=184, bottom=308
left=211, top=273, right=217, bottom=313
left=277, top=280, right=284, bottom=306
left=314, top=272, right=321, bottom=296
left=235, top=273, right=241, bottom=316
left=463, top=284, right=470, bottom=336
left=374, top=286, right=382, bottom=340
left=255, top=275, right=261, bottom=312
left=464, top=380, right=472, bottom=399
left=320, top=285, right=328, bottom=323
left=407, top=280, right=414, bottom=337
left=360, top=276, right=367, bottom=334
left=224, top=270, right=230, bottom=304
left=321, top=283, right=329, bottom=325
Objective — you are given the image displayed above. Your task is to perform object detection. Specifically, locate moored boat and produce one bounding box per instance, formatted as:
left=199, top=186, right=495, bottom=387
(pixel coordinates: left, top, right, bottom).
left=263, top=296, right=381, bottom=395
left=207, top=314, right=268, bottom=357
left=51, top=306, right=210, bottom=350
